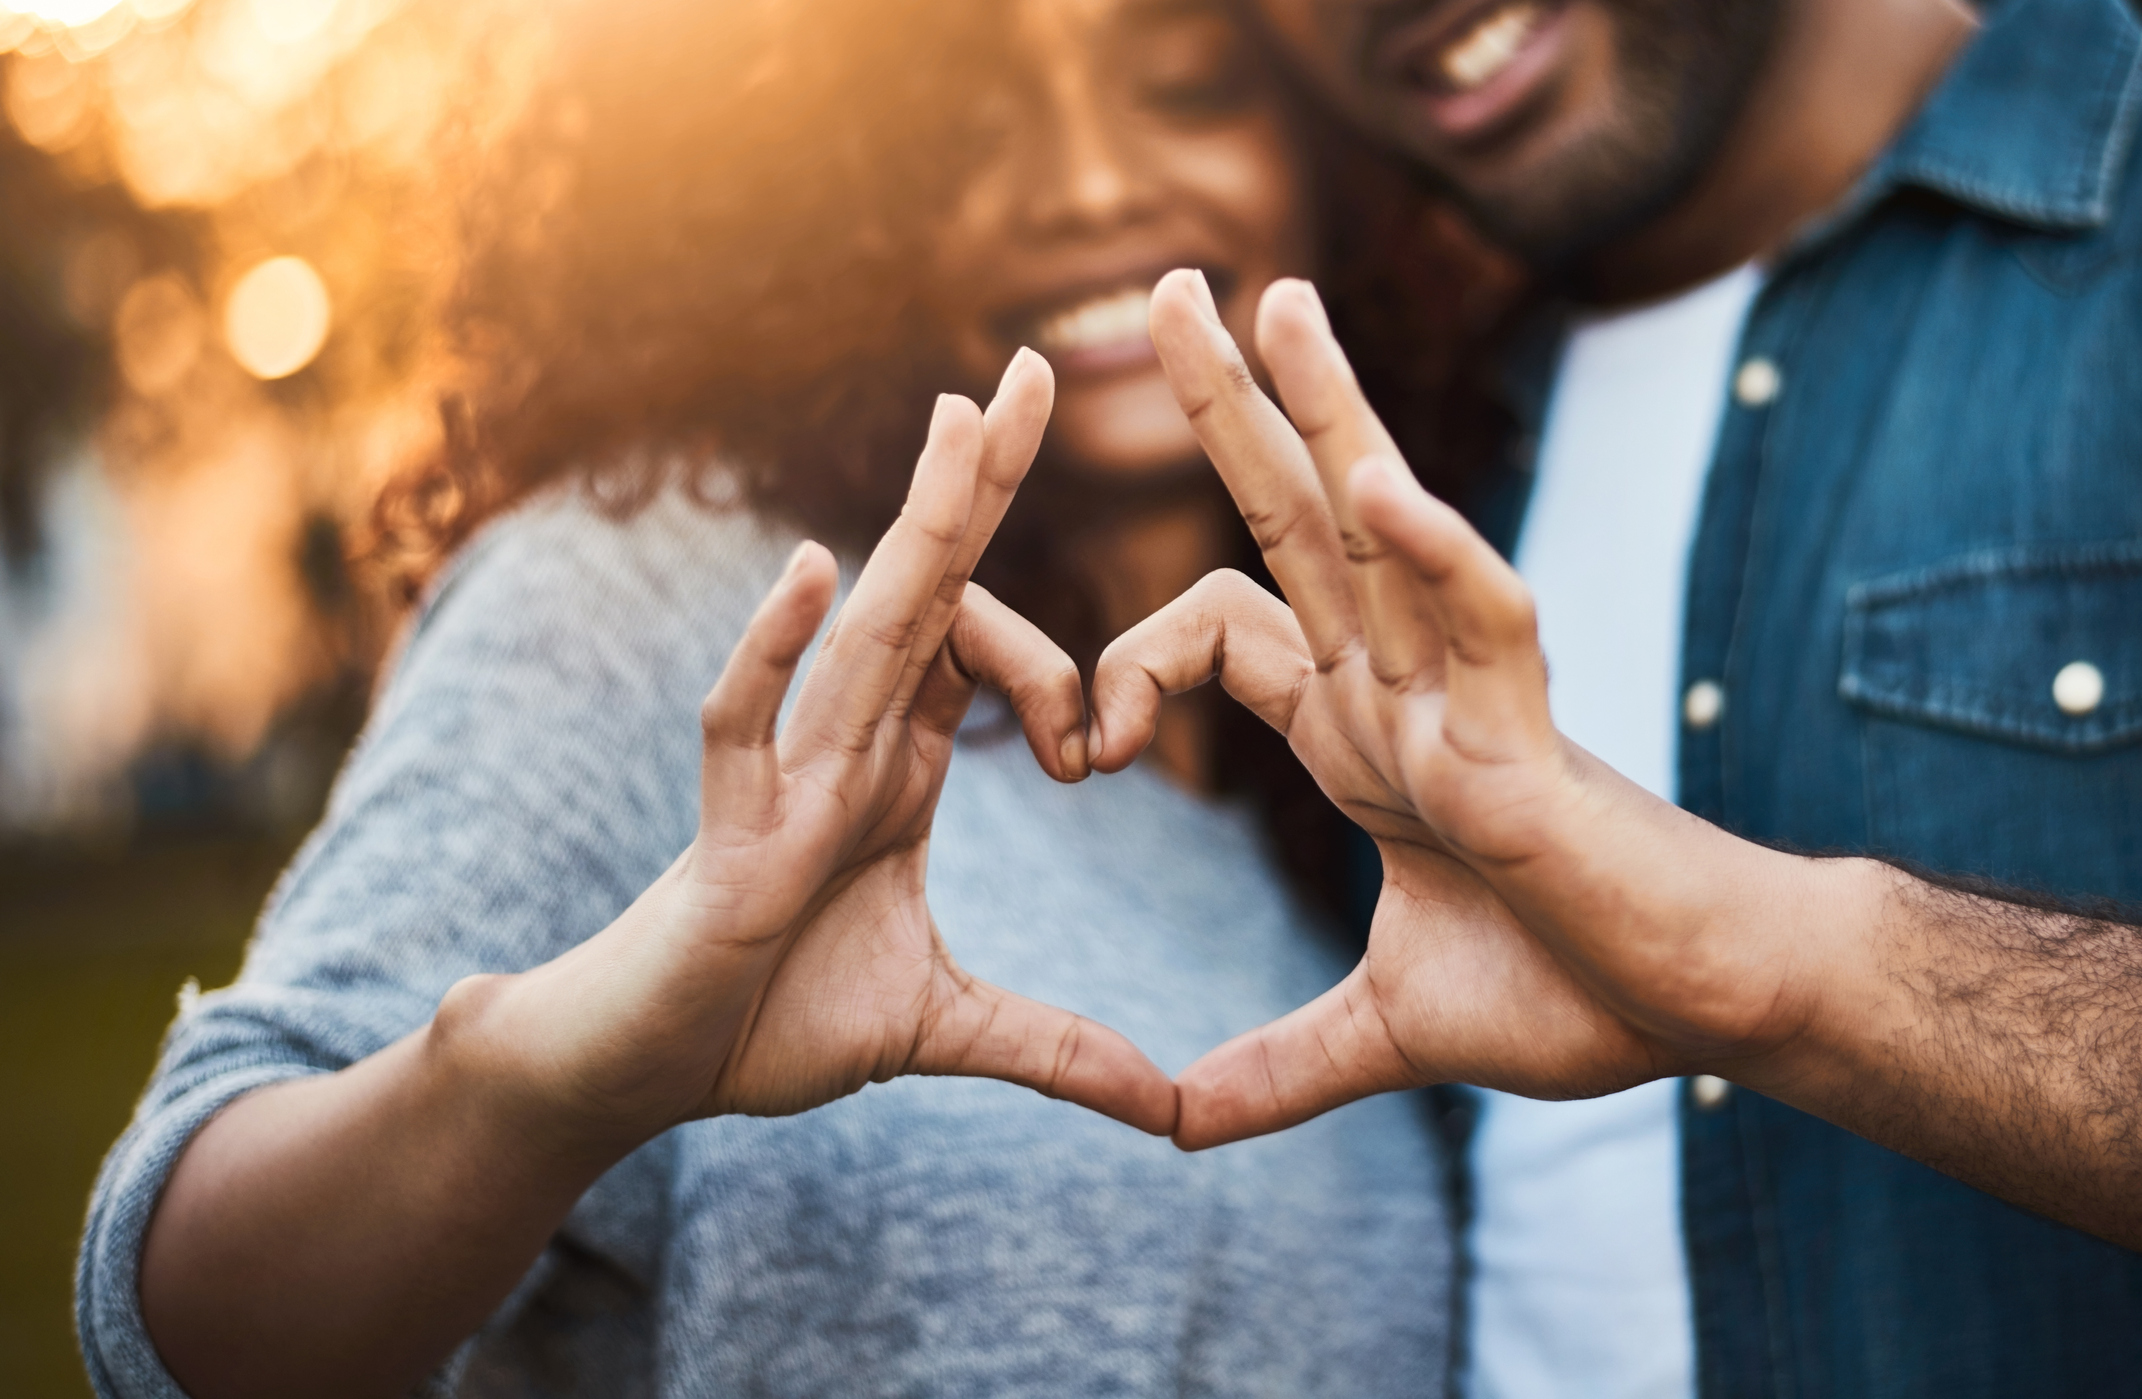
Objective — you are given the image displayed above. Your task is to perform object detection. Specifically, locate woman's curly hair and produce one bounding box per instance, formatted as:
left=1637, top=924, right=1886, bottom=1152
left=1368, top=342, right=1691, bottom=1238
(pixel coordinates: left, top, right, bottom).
left=376, top=0, right=1522, bottom=915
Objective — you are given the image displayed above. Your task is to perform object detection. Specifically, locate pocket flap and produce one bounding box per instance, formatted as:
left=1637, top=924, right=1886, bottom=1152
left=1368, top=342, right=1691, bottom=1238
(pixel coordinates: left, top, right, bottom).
left=1839, top=542, right=2142, bottom=754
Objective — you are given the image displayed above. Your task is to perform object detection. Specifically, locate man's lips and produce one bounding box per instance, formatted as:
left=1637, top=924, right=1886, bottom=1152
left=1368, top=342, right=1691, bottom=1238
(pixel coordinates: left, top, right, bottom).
left=1376, top=0, right=1572, bottom=142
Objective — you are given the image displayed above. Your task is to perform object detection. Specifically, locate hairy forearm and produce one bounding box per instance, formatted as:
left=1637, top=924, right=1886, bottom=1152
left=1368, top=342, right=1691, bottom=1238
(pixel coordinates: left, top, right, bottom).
left=139, top=974, right=634, bottom=1399
left=1746, top=859, right=2142, bottom=1251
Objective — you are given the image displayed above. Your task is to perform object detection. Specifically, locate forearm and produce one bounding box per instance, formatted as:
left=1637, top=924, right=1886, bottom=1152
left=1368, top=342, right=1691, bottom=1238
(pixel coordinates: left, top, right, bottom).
left=1463, top=759, right=2142, bottom=1248
left=139, top=974, right=636, bottom=1399
left=1733, top=857, right=2142, bottom=1251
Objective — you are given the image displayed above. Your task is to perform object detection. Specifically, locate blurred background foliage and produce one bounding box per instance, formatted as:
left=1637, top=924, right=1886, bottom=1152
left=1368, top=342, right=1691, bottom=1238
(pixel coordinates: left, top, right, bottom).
left=0, top=0, right=528, bottom=1389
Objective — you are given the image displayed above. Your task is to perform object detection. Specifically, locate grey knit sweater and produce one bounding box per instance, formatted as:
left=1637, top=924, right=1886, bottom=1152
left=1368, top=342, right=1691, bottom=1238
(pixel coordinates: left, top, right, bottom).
left=77, top=483, right=1455, bottom=1397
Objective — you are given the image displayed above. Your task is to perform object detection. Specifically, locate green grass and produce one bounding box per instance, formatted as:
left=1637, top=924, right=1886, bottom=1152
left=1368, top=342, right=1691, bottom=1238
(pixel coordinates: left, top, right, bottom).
left=0, top=835, right=297, bottom=1399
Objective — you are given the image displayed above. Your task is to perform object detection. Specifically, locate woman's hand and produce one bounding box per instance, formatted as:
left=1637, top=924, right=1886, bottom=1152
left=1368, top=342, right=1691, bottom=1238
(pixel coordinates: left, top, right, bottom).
left=1086, top=273, right=1834, bottom=1149
left=472, top=349, right=1177, bottom=1151
left=138, top=351, right=1172, bottom=1399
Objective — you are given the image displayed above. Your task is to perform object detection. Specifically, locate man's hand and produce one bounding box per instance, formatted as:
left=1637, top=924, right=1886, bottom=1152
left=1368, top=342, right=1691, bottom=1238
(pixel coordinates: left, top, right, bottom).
left=1096, top=271, right=2142, bottom=1256
left=1089, top=271, right=1859, bottom=1148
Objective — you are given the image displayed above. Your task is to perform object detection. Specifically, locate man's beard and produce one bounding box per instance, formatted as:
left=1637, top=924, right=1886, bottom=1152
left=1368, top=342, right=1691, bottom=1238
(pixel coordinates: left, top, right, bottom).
left=1452, top=0, right=1784, bottom=271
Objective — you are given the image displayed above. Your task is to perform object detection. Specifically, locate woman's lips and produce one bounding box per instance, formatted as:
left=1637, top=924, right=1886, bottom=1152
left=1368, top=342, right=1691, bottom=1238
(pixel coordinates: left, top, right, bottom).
left=1006, top=269, right=1237, bottom=378
left=1387, top=0, right=1572, bottom=143
left=1032, top=285, right=1158, bottom=375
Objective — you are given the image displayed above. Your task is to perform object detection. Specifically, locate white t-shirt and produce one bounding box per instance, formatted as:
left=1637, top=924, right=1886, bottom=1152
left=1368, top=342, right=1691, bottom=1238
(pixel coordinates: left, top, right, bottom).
left=1464, top=264, right=1762, bottom=1399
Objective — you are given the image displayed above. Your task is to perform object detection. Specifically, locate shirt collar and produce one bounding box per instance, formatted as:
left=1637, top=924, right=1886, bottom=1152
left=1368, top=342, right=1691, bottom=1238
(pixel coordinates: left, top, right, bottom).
left=1862, top=0, right=2142, bottom=232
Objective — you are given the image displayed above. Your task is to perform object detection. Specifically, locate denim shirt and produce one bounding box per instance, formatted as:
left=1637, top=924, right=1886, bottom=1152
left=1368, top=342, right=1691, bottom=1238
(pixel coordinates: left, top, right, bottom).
left=1456, top=0, right=2142, bottom=1392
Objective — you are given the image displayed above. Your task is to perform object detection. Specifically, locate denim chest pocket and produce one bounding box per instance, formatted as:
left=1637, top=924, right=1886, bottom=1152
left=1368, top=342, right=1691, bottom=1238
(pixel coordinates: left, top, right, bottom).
left=1840, top=542, right=2142, bottom=753
left=1838, top=542, right=2142, bottom=895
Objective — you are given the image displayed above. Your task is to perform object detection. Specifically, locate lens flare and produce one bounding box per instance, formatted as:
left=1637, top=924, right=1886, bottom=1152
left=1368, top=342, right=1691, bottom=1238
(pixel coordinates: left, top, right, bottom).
left=223, top=254, right=331, bottom=380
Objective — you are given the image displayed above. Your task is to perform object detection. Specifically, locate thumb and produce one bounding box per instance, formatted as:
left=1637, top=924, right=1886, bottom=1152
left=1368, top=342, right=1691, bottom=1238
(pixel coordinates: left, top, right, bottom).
left=909, top=973, right=1180, bottom=1137
left=1171, top=965, right=1422, bottom=1150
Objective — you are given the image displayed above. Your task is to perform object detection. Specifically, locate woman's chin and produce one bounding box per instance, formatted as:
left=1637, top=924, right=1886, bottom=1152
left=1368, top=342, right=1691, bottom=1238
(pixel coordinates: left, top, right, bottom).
left=1049, top=377, right=1207, bottom=481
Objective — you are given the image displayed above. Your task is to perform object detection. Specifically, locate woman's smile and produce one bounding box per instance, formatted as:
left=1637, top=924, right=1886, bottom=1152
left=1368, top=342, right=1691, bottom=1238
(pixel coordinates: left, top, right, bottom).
left=997, top=266, right=1238, bottom=377
left=1029, top=282, right=1159, bottom=374
left=931, top=0, right=1310, bottom=480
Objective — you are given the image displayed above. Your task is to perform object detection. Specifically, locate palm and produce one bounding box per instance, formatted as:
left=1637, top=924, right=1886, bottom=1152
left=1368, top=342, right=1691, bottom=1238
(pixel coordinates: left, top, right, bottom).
left=1289, top=657, right=1434, bottom=846
left=534, top=357, right=1176, bottom=1147
left=687, top=718, right=965, bottom=1120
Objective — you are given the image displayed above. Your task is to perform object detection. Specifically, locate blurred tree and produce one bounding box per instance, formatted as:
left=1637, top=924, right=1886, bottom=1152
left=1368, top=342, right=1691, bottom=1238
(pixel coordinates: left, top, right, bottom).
left=0, top=57, right=196, bottom=575
left=0, top=91, right=99, bottom=572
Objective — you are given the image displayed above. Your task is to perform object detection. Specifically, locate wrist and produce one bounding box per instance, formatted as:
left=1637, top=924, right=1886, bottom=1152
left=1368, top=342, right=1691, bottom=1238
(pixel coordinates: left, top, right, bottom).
left=1705, top=851, right=1900, bottom=1098
left=425, top=969, right=654, bottom=1178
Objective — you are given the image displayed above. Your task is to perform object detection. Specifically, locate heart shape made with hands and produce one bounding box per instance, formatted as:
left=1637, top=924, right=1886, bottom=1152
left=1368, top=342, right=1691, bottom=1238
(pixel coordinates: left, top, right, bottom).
left=658, top=272, right=1790, bottom=1159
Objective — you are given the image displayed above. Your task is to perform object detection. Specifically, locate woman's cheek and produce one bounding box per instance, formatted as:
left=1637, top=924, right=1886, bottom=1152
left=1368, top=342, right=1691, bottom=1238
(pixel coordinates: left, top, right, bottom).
left=1181, top=125, right=1312, bottom=270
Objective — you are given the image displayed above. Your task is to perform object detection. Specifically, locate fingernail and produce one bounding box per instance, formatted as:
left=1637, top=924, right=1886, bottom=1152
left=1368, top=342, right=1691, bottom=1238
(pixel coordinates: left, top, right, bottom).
left=1284, top=278, right=1333, bottom=334
left=930, top=393, right=957, bottom=433
left=1188, top=269, right=1221, bottom=324
left=1001, top=346, right=1038, bottom=391
left=1058, top=727, right=1089, bottom=780
left=784, top=541, right=814, bottom=576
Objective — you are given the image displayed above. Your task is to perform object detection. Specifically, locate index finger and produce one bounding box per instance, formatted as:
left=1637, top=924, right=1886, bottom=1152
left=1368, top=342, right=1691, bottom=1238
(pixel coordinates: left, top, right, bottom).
left=795, top=393, right=981, bottom=746
left=1148, top=269, right=1362, bottom=667
left=1255, top=280, right=1445, bottom=688
left=890, top=348, right=1054, bottom=714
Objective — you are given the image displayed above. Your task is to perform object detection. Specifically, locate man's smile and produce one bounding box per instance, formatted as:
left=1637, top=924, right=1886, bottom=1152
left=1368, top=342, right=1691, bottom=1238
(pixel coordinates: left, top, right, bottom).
left=1368, top=0, right=1577, bottom=143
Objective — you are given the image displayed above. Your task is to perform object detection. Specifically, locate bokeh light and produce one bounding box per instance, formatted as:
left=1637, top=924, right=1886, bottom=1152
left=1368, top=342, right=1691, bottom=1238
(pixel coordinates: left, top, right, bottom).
left=0, top=0, right=528, bottom=837
left=115, top=272, right=206, bottom=394
left=222, top=254, right=330, bottom=379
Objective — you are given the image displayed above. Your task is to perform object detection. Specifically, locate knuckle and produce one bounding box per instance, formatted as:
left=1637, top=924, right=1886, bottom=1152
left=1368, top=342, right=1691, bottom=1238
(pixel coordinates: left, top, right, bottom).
left=1488, top=582, right=1540, bottom=646
left=1312, top=633, right=1365, bottom=678
left=902, top=506, right=967, bottom=550
left=859, top=614, right=923, bottom=653
left=1340, top=527, right=1394, bottom=566
left=1240, top=503, right=1299, bottom=556
left=1180, top=386, right=1221, bottom=426
left=1048, top=1021, right=1086, bottom=1092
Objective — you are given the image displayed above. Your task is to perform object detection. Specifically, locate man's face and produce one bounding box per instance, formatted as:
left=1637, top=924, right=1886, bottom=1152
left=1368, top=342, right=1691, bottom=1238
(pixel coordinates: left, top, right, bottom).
left=1253, top=0, right=1784, bottom=266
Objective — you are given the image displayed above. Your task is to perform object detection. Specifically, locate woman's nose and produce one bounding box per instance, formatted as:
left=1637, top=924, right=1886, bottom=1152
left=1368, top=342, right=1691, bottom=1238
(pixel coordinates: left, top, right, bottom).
left=1017, top=80, right=1161, bottom=235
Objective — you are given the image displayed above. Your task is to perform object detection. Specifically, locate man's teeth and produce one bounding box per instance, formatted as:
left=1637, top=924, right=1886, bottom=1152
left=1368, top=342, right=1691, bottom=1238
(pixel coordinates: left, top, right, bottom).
left=1034, top=286, right=1153, bottom=354
left=1438, top=2, right=1542, bottom=92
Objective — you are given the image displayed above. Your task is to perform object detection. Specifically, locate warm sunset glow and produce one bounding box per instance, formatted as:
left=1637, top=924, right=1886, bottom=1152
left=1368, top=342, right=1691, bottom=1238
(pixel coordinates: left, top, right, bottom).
left=0, top=0, right=517, bottom=829
left=6, top=0, right=128, bottom=25
left=223, top=254, right=331, bottom=380
left=248, top=0, right=336, bottom=45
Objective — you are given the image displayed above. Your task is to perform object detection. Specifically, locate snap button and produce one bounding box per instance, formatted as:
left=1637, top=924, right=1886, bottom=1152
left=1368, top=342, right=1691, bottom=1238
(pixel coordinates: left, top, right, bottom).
left=1683, top=679, right=1725, bottom=730
left=2052, top=661, right=2105, bottom=717
left=1734, top=358, right=1782, bottom=408
left=1691, top=1075, right=1733, bottom=1111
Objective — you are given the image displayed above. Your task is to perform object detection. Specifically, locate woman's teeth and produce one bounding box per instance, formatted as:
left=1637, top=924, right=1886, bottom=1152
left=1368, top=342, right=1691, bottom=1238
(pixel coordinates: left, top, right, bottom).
left=1034, top=286, right=1153, bottom=355
left=1437, top=1, right=1543, bottom=92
